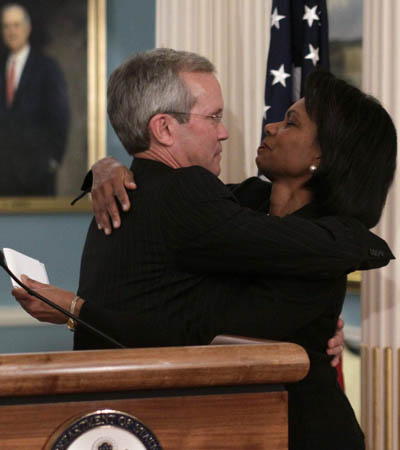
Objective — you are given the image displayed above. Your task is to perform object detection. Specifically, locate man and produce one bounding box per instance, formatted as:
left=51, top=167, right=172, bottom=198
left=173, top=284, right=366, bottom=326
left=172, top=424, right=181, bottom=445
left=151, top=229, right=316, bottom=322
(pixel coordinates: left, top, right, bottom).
left=0, top=3, right=69, bottom=196
left=14, top=48, right=395, bottom=450
left=13, top=49, right=391, bottom=355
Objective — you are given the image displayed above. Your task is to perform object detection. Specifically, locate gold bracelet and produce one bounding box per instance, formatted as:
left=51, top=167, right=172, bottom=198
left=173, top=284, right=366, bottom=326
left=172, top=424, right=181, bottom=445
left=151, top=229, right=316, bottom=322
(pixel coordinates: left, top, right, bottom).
left=67, top=296, right=80, bottom=332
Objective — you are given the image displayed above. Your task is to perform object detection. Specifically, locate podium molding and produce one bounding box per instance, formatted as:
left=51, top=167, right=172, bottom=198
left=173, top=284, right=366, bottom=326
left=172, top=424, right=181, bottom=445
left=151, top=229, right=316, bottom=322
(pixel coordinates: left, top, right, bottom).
left=0, top=338, right=309, bottom=449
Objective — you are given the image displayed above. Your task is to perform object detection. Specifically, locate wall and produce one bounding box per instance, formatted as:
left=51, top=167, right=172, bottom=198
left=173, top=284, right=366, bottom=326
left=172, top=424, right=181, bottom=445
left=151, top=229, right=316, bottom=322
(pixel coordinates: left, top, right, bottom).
left=107, top=0, right=156, bottom=167
left=0, top=214, right=90, bottom=352
left=0, top=0, right=155, bottom=353
left=156, top=0, right=269, bottom=184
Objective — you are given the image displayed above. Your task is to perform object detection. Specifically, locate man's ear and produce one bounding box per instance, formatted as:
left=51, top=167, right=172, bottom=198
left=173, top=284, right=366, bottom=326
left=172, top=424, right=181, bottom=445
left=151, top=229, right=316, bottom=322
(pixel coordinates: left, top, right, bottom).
left=148, top=114, right=176, bottom=146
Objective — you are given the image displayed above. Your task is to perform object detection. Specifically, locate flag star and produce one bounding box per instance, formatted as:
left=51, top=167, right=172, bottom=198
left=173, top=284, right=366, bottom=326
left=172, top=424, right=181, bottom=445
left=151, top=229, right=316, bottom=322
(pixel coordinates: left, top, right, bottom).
left=303, top=5, right=319, bottom=27
left=304, top=44, right=319, bottom=66
left=270, top=64, right=290, bottom=87
left=270, top=7, right=286, bottom=29
left=263, top=105, right=271, bottom=119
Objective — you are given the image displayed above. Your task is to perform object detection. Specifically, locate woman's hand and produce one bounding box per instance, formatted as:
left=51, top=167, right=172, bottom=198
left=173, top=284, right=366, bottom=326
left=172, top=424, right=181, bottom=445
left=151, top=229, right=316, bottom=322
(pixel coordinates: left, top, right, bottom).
left=12, top=275, right=82, bottom=324
left=327, top=317, right=345, bottom=367
left=91, top=157, right=136, bottom=235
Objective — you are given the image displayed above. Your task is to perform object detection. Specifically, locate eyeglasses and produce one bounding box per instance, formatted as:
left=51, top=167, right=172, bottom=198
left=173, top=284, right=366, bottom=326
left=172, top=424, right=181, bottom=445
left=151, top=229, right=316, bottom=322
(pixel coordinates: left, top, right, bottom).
left=168, top=111, right=223, bottom=124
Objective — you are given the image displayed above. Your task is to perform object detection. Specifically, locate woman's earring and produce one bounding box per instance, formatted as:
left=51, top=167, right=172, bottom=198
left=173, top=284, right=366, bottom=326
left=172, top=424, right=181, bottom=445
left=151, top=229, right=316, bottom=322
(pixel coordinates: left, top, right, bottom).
left=310, top=165, right=317, bottom=173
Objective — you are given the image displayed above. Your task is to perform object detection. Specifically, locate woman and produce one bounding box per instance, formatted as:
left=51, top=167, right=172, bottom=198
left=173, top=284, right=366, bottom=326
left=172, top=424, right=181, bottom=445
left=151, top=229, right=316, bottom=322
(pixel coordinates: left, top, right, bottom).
left=236, top=70, right=396, bottom=449
left=207, top=70, right=395, bottom=449
left=13, top=71, right=396, bottom=449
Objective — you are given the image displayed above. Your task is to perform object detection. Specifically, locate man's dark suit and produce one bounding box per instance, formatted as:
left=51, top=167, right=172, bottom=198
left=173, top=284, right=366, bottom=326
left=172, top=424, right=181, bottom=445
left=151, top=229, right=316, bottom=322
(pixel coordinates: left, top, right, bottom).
left=0, top=48, right=69, bottom=196
left=75, top=158, right=391, bottom=351
left=74, top=158, right=389, bottom=449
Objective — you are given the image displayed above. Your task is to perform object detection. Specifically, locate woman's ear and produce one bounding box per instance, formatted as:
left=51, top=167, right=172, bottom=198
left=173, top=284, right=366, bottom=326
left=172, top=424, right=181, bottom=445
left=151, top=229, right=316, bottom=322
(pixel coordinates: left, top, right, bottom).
left=311, top=154, right=321, bottom=169
left=148, top=114, right=175, bottom=146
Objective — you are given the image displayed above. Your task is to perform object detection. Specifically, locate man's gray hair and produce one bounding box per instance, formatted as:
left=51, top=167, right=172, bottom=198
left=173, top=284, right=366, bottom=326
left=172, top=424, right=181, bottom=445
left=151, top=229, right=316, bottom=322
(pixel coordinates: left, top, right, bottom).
left=107, top=48, right=216, bottom=155
left=1, top=3, right=31, bottom=25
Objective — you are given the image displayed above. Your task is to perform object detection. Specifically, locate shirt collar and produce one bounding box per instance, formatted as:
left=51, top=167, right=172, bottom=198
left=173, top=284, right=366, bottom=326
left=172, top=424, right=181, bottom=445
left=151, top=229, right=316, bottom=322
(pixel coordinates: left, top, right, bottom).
left=7, top=44, right=30, bottom=63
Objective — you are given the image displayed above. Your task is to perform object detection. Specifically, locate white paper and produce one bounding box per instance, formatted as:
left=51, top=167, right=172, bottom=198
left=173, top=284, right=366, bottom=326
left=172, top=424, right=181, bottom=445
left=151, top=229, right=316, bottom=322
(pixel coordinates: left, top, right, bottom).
left=3, top=248, right=49, bottom=288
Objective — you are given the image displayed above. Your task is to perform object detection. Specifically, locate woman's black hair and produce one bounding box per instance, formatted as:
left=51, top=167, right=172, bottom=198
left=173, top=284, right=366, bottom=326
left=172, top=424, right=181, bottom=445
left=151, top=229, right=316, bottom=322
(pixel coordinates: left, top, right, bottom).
left=305, top=70, right=397, bottom=228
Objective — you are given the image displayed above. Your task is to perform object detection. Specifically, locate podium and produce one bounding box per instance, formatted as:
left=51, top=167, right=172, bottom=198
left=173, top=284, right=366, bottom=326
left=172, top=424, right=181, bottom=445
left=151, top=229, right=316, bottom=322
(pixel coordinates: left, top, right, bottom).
left=0, top=338, right=309, bottom=449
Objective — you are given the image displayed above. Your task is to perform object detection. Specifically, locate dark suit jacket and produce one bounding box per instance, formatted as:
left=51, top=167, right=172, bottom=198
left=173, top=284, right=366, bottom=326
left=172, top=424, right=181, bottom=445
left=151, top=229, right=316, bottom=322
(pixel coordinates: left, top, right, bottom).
left=75, top=158, right=388, bottom=449
left=75, top=158, right=391, bottom=350
left=232, top=180, right=365, bottom=448
left=0, top=48, right=70, bottom=196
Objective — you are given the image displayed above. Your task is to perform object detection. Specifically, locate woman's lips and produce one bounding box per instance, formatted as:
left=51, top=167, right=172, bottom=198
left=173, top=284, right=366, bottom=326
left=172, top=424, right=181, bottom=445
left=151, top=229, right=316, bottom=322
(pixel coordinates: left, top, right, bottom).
left=257, top=141, right=272, bottom=153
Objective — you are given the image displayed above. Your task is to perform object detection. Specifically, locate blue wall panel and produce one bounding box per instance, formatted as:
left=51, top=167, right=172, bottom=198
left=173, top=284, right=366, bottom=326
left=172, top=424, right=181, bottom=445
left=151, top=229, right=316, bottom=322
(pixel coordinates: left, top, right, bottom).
left=0, top=214, right=91, bottom=307
left=107, top=0, right=156, bottom=167
left=0, top=0, right=155, bottom=353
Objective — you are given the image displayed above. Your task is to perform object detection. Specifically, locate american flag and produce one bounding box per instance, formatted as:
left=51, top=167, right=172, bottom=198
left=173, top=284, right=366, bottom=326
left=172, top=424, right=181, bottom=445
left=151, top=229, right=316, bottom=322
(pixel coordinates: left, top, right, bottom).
left=261, top=0, right=329, bottom=138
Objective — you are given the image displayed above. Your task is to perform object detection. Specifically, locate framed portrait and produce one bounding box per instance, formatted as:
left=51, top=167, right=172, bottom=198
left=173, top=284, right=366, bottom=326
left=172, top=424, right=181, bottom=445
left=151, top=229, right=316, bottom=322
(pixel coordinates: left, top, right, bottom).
left=0, top=0, right=106, bottom=212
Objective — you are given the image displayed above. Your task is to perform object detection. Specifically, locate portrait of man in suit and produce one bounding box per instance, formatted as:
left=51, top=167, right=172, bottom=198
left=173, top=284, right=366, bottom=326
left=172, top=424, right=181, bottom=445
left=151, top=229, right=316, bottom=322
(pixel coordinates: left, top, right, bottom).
left=0, top=2, right=70, bottom=196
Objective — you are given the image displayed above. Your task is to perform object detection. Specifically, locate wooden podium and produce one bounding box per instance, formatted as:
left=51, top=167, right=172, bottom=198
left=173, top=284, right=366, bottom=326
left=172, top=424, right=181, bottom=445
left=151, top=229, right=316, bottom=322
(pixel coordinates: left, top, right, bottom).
left=0, top=338, right=309, bottom=449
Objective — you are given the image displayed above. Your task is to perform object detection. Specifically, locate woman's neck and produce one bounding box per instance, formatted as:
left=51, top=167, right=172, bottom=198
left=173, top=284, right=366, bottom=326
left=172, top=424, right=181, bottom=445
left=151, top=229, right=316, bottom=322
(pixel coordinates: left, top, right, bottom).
left=269, top=180, right=313, bottom=217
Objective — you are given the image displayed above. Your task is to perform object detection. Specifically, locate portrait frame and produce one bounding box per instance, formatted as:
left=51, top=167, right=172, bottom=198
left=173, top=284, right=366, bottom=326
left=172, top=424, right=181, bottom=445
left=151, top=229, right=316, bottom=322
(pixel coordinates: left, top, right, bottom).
left=0, top=0, right=106, bottom=213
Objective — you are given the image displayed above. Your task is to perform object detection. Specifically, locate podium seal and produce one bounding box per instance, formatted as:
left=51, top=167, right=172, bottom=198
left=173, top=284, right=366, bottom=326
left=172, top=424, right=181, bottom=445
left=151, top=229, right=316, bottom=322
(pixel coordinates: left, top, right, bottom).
left=45, top=409, right=162, bottom=450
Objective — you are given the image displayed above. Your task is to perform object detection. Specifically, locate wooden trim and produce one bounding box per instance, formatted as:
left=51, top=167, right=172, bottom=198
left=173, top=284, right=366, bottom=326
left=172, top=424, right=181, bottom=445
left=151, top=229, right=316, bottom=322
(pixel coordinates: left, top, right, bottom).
left=0, top=341, right=309, bottom=397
